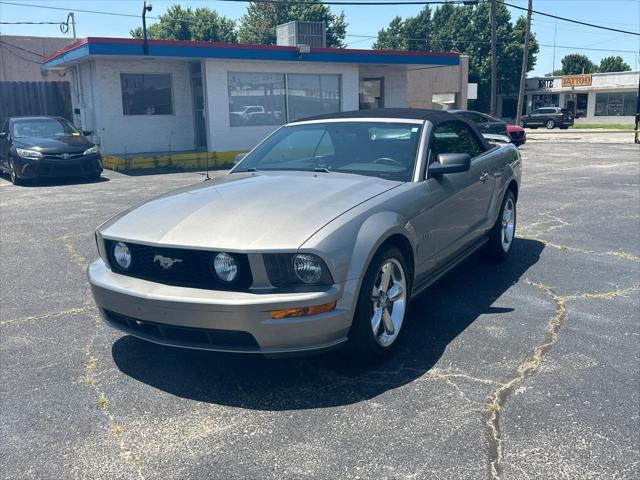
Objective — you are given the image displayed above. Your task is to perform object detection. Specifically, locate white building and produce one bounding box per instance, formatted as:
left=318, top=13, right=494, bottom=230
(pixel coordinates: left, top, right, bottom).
left=42, top=37, right=467, bottom=167
left=498, top=70, right=639, bottom=124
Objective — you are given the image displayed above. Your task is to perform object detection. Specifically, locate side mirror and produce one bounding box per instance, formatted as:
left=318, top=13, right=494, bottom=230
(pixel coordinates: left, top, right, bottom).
left=429, top=153, right=471, bottom=176
left=0, top=132, right=7, bottom=139
left=82, top=130, right=93, bottom=136
left=233, top=153, right=247, bottom=165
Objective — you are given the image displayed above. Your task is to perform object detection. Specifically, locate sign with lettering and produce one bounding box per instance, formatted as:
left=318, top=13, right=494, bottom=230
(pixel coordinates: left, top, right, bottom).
left=561, top=75, right=592, bottom=87
left=538, top=79, right=554, bottom=89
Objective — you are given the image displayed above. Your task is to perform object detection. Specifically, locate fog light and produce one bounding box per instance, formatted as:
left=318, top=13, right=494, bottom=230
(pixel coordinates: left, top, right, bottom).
left=213, top=252, right=238, bottom=283
left=113, top=242, right=132, bottom=269
left=270, top=300, right=337, bottom=319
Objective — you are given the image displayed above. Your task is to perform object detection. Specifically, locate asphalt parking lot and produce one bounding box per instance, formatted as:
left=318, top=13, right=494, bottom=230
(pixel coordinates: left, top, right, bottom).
left=1, top=140, right=639, bottom=480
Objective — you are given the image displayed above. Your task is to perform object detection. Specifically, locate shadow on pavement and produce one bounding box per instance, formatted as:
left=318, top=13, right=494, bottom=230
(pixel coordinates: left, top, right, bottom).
left=112, top=238, right=545, bottom=410
left=8, top=176, right=109, bottom=187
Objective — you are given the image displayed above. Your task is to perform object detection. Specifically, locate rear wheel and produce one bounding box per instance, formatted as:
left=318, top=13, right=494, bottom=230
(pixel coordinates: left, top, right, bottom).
left=546, top=119, right=556, bottom=129
left=486, top=191, right=516, bottom=260
left=347, top=245, right=411, bottom=361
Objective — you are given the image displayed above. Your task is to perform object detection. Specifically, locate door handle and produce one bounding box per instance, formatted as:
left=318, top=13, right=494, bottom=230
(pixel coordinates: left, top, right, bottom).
left=479, top=172, right=489, bottom=183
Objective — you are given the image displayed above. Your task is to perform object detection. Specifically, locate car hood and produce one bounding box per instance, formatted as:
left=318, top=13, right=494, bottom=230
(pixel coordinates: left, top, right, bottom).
left=13, top=136, right=92, bottom=153
left=99, top=171, right=401, bottom=251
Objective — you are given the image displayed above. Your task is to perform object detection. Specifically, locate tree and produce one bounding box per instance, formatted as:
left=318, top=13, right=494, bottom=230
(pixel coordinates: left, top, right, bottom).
left=598, top=55, right=631, bottom=73
left=558, top=54, right=597, bottom=75
left=130, top=5, right=237, bottom=43
left=373, top=3, right=539, bottom=112
left=237, top=0, right=347, bottom=48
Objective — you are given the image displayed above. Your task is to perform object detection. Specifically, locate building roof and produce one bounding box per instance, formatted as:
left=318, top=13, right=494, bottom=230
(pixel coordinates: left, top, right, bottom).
left=42, top=37, right=460, bottom=70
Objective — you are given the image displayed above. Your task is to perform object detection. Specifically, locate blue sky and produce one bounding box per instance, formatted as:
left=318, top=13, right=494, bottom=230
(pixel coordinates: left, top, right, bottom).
left=1, top=0, right=638, bottom=76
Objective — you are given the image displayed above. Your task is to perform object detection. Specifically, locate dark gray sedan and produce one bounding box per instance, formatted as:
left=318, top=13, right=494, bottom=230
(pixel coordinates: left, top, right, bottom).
left=89, top=109, right=521, bottom=360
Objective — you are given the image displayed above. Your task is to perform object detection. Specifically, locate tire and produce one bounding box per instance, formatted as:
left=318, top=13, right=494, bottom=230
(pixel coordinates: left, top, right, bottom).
left=9, top=159, right=22, bottom=186
left=546, top=119, right=555, bottom=129
left=486, top=190, right=516, bottom=260
left=347, top=245, right=412, bottom=361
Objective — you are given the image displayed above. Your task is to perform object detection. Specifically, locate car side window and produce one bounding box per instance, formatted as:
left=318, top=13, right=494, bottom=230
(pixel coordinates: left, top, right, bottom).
left=462, top=112, right=485, bottom=124
left=429, top=121, right=484, bottom=164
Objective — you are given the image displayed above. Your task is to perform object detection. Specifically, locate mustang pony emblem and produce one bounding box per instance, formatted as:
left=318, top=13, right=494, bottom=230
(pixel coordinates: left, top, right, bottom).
left=153, top=254, right=183, bottom=270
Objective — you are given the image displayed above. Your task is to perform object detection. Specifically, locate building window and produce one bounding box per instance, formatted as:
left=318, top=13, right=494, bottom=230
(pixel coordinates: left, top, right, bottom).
left=227, top=73, right=340, bottom=126
left=595, top=92, right=636, bottom=116
left=359, top=78, right=384, bottom=109
left=120, top=73, right=173, bottom=115
left=287, top=74, right=341, bottom=122
left=228, top=73, right=286, bottom=126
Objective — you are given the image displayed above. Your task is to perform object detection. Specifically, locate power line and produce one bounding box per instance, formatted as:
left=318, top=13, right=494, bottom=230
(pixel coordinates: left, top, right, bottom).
left=345, top=34, right=639, bottom=53
left=503, top=1, right=639, bottom=36
left=0, top=39, right=45, bottom=57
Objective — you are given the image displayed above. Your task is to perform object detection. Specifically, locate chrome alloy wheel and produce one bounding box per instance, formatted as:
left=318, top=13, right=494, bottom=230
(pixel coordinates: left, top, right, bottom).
left=371, top=258, right=407, bottom=347
left=501, top=197, right=516, bottom=252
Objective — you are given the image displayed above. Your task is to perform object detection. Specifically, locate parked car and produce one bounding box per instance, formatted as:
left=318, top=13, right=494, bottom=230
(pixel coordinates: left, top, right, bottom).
left=0, top=116, right=102, bottom=185
left=89, top=109, right=521, bottom=360
left=520, top=107, right=574, bottom=129
left=450, top=110, right=510, bottom=136
left=506, top=124, right=526, bottom=147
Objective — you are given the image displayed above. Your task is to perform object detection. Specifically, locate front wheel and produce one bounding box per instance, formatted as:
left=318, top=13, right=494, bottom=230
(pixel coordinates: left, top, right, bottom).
left=486, top=191, right=516, bottom=260
left=347, top=245, right=411, bottom=361
left=9, top=159, right=22, bottom=185
left=546, top=119, right=555, bottom=129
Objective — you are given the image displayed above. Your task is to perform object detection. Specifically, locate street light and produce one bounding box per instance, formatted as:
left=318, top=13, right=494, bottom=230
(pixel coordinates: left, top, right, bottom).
left=142, top=1, right=153, bottom=55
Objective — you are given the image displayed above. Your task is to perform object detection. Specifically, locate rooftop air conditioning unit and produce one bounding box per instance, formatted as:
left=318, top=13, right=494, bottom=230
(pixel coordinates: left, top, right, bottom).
left=276, top=21, right=327, bottom=48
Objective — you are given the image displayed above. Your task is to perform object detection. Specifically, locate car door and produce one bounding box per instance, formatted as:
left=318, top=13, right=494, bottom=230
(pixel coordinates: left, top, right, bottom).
left=423, top=120, right=496, bottom=266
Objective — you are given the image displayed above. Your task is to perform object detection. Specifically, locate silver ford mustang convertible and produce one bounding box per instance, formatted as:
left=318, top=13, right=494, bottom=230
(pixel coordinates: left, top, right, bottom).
left=89, top=109, right=521, bottom=360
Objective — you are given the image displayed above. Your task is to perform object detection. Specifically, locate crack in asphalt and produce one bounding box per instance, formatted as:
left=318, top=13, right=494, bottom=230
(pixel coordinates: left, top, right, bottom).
left=0, top=302, right=91, bottom=326
left=485, top=279, right=640, bottom=480
left=62, top=235, right=146, bottom=479
left=81, top=311, right=145, bottom=480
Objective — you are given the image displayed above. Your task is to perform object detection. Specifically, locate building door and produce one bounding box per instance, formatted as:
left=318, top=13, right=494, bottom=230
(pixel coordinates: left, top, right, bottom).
left=190, top=62, right=207, bottom=149
left=576, top=93, right=588, bottom=117
left=359, top=78, right=384, bottom=109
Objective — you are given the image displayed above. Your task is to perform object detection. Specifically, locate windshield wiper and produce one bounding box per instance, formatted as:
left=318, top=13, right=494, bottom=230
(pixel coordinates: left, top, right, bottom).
left=313, top=167, right=331, bottom=173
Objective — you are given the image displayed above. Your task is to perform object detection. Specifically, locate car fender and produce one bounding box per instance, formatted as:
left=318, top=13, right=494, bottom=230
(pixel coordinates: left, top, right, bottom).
left=300, top=206, right=417, bottom=310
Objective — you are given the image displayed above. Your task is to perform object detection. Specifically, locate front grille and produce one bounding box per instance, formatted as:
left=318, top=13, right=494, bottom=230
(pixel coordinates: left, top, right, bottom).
left=42, top=152, right=85, bottom=160
left=104, top=310, right=260, bottom=350
left=105, top=240, right=253, bottom=291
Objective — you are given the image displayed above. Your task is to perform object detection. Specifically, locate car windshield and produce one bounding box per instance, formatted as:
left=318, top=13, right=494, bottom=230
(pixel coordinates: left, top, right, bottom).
left=12, top=118, right=80, bottom=138
left=234, top=121, right=422, bottom=182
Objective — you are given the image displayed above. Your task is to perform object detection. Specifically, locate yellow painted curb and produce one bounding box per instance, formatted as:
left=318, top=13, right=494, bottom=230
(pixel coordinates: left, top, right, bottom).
left=102, top=151, right=245, bottom=172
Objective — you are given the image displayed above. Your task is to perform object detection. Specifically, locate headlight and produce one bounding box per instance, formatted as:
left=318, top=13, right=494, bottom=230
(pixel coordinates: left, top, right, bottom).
left=293, top=254, right=323, bottom=284
left=84, top=146, right=99, bottom=155
left=212, top=252, right=238, bottom=283
left=263, top=253, right=333, bottom=287
left=16, top=148, right=43, bottom=159
left=112, top=242, right=132, bottom=269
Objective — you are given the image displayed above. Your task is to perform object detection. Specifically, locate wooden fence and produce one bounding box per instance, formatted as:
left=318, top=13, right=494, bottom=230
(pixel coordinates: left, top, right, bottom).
left=0, top=81, right=72, bottom=125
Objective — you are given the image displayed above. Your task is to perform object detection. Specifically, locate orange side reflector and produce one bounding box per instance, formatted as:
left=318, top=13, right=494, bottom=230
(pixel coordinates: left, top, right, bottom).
left=270, top=300, right=337, bottom=319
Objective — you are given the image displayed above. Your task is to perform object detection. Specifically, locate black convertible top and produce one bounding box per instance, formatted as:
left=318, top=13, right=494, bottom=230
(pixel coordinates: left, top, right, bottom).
left=292, top=108, right=493, bottom=151
left=293, top=108, right=456, bottom=123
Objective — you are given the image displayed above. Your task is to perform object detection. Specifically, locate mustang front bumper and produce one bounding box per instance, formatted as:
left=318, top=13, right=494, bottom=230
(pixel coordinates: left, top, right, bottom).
left=88, top=259, right=357, bottom=356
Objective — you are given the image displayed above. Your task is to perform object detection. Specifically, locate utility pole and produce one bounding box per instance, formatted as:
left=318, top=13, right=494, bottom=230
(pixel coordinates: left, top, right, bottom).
left=490, top=0, right=497, bottom=116
left=142, top=1, right=153, bottom=55
left=515, top=0, right=532, bottom=126
left=67, top=12, right=76, bottom=40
